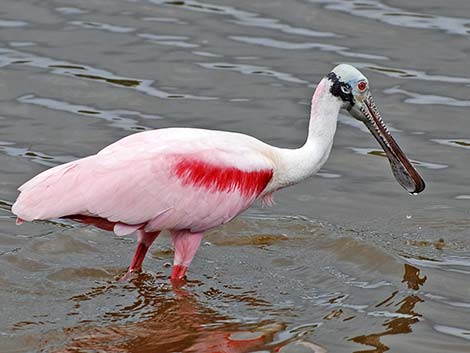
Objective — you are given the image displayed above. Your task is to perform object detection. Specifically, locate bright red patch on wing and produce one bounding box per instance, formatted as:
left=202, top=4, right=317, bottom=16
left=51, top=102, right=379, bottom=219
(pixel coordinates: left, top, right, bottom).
left=174, top=159, right=273, bottom=197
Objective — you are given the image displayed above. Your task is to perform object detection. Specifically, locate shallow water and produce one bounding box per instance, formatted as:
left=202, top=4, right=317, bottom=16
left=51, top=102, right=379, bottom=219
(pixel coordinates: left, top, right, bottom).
left=0, top=0, right=469, bottom=352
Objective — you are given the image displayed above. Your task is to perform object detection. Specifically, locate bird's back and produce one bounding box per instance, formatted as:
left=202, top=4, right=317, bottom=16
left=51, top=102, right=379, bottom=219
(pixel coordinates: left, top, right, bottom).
left=13, top=128, right=276, bottom=233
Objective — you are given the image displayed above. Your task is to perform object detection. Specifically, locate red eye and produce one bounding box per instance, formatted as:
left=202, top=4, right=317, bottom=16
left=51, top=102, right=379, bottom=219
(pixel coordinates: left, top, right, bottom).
left=358, top=81, right=367, bottom=91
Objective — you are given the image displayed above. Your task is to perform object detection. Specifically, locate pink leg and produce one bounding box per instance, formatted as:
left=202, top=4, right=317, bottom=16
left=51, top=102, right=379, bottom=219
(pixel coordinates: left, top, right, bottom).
left=170, top=230, right=204, bottom=281
left=120, top=230, right=160, bottom=281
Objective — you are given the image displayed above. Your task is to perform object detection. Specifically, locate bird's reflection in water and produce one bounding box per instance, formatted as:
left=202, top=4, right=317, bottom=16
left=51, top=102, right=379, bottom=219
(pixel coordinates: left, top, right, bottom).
left=350, top=264, right=427, bottom=353
left=52, top=273, right=313, bottom=353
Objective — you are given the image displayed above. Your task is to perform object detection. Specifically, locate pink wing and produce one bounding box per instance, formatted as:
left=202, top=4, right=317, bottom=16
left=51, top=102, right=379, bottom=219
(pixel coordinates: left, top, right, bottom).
left=12, top=129, right=274, bottom=234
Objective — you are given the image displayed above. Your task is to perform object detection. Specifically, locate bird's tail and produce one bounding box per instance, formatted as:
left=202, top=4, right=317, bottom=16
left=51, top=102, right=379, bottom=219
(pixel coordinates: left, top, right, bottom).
left=12, top=157, right=94, bottom=221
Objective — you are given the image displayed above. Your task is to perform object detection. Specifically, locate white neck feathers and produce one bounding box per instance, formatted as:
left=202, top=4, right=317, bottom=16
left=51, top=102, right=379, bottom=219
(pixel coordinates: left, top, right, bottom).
left=268, top=78, right=341, bottom=191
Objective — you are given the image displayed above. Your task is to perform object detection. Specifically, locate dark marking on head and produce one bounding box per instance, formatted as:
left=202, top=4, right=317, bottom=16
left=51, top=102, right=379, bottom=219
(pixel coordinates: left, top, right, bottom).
left=327, top=72, right=354, bottom=106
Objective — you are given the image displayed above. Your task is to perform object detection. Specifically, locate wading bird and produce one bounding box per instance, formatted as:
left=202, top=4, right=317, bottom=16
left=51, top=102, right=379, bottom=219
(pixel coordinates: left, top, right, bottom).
left=12, top=64, right=425, bottom=281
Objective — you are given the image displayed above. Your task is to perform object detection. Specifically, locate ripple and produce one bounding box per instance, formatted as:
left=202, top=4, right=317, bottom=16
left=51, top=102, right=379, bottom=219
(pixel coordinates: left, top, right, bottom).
left=73, top=74, right=140, bottom=87
left=231, top=35, right=388, bottom=60
left=47, top=268, right=114, bottom=281
left=432, top=139, right=470, bottom=150
left=0, top=19, right=28, bottom=28
left=425, top=293, right=470, bottom=309
left=316, top=171, right=341, bottom=179
left=367, top=311, right=415, bottom=319
left=0, top=47, right=216, bottom=100
left=48, top=277, right=308, bottom=352
left=192, top=50, right=222, bottom=57
left=1, top=254, right=50, bottom=272
left=69, top=18, right=200, bottom=49
left=310, top=0, right=470, bottom=35
left=69, top=17, right=200, bottom=49
left=55, top=7, right=88, bottom=15
left=141, top=16, right=188, bottom=24
left=350, top=293, right=423, bottom=352
left=338, top=113, right=401, bottom=133
left=351, top=63, right=470, bottom=84
left=385, top=87, right=470, bottom=107
left=8, top=41, right=35, bottom=47
left=350, top=147, right=448, bottom=170
left=403, top=255, right=470, bottom=275
left=150, top=0, right=337, bottom=38
left=198, top=62, right=307, bottom=84
left=138, top=33, right=199, bottom=48
left=434, top=324, right=470, bottom=340
left=325, top=266, right=391, bottom=290
left=18, top=94, right=162, bottom=132
left=0, top=141, right=75, bottom=167
left=31, top=235, right=99, bottom=255
left=68, top=21, right=136, bottom=33
left=205, top=233, right=289, bottom=246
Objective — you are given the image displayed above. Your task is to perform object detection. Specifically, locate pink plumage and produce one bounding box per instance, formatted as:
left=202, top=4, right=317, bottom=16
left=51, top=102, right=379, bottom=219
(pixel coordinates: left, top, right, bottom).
left=12, top=128, right=276, bottom=280
left=13, top=64, right=425, bottom=282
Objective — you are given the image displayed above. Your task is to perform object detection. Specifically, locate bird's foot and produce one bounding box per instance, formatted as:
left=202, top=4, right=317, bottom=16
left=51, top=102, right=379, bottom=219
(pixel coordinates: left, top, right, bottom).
left=170, top=264, right=187, bottom=282
left=118, top=269, right=139, bottom=282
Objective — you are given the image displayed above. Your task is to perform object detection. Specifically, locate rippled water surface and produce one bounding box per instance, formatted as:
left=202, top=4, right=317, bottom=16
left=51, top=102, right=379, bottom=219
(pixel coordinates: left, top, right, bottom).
left=1, top=0, right=470, bottom=352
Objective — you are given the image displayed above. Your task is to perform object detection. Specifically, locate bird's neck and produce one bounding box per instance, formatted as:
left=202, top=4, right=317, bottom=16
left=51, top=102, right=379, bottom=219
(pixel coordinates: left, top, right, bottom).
left=306, top=78, right=341, bottom=143
left=270, top=78, right=341, bottom=190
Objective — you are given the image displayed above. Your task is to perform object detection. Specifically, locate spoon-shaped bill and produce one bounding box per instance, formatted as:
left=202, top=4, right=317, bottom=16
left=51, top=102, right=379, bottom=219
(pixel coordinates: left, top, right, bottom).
left=349, top=94, right=425, bottom=194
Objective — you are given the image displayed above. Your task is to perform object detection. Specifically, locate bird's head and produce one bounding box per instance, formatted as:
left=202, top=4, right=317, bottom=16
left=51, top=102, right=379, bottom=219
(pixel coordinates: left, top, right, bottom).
left=327, top=64, right=425, bottom=194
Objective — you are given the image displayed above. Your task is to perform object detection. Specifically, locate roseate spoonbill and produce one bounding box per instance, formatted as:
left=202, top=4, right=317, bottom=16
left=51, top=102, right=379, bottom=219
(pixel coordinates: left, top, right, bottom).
left=12, top=64, right=425, bottom=281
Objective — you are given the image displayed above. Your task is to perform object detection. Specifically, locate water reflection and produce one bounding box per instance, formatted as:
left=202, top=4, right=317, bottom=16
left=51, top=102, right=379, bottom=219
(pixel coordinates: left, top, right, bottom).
left=401, top=264, right=426, bottom=290
left=350, top=264, right=426, bottom=353
left=48, top=274, right=317, bottom=353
